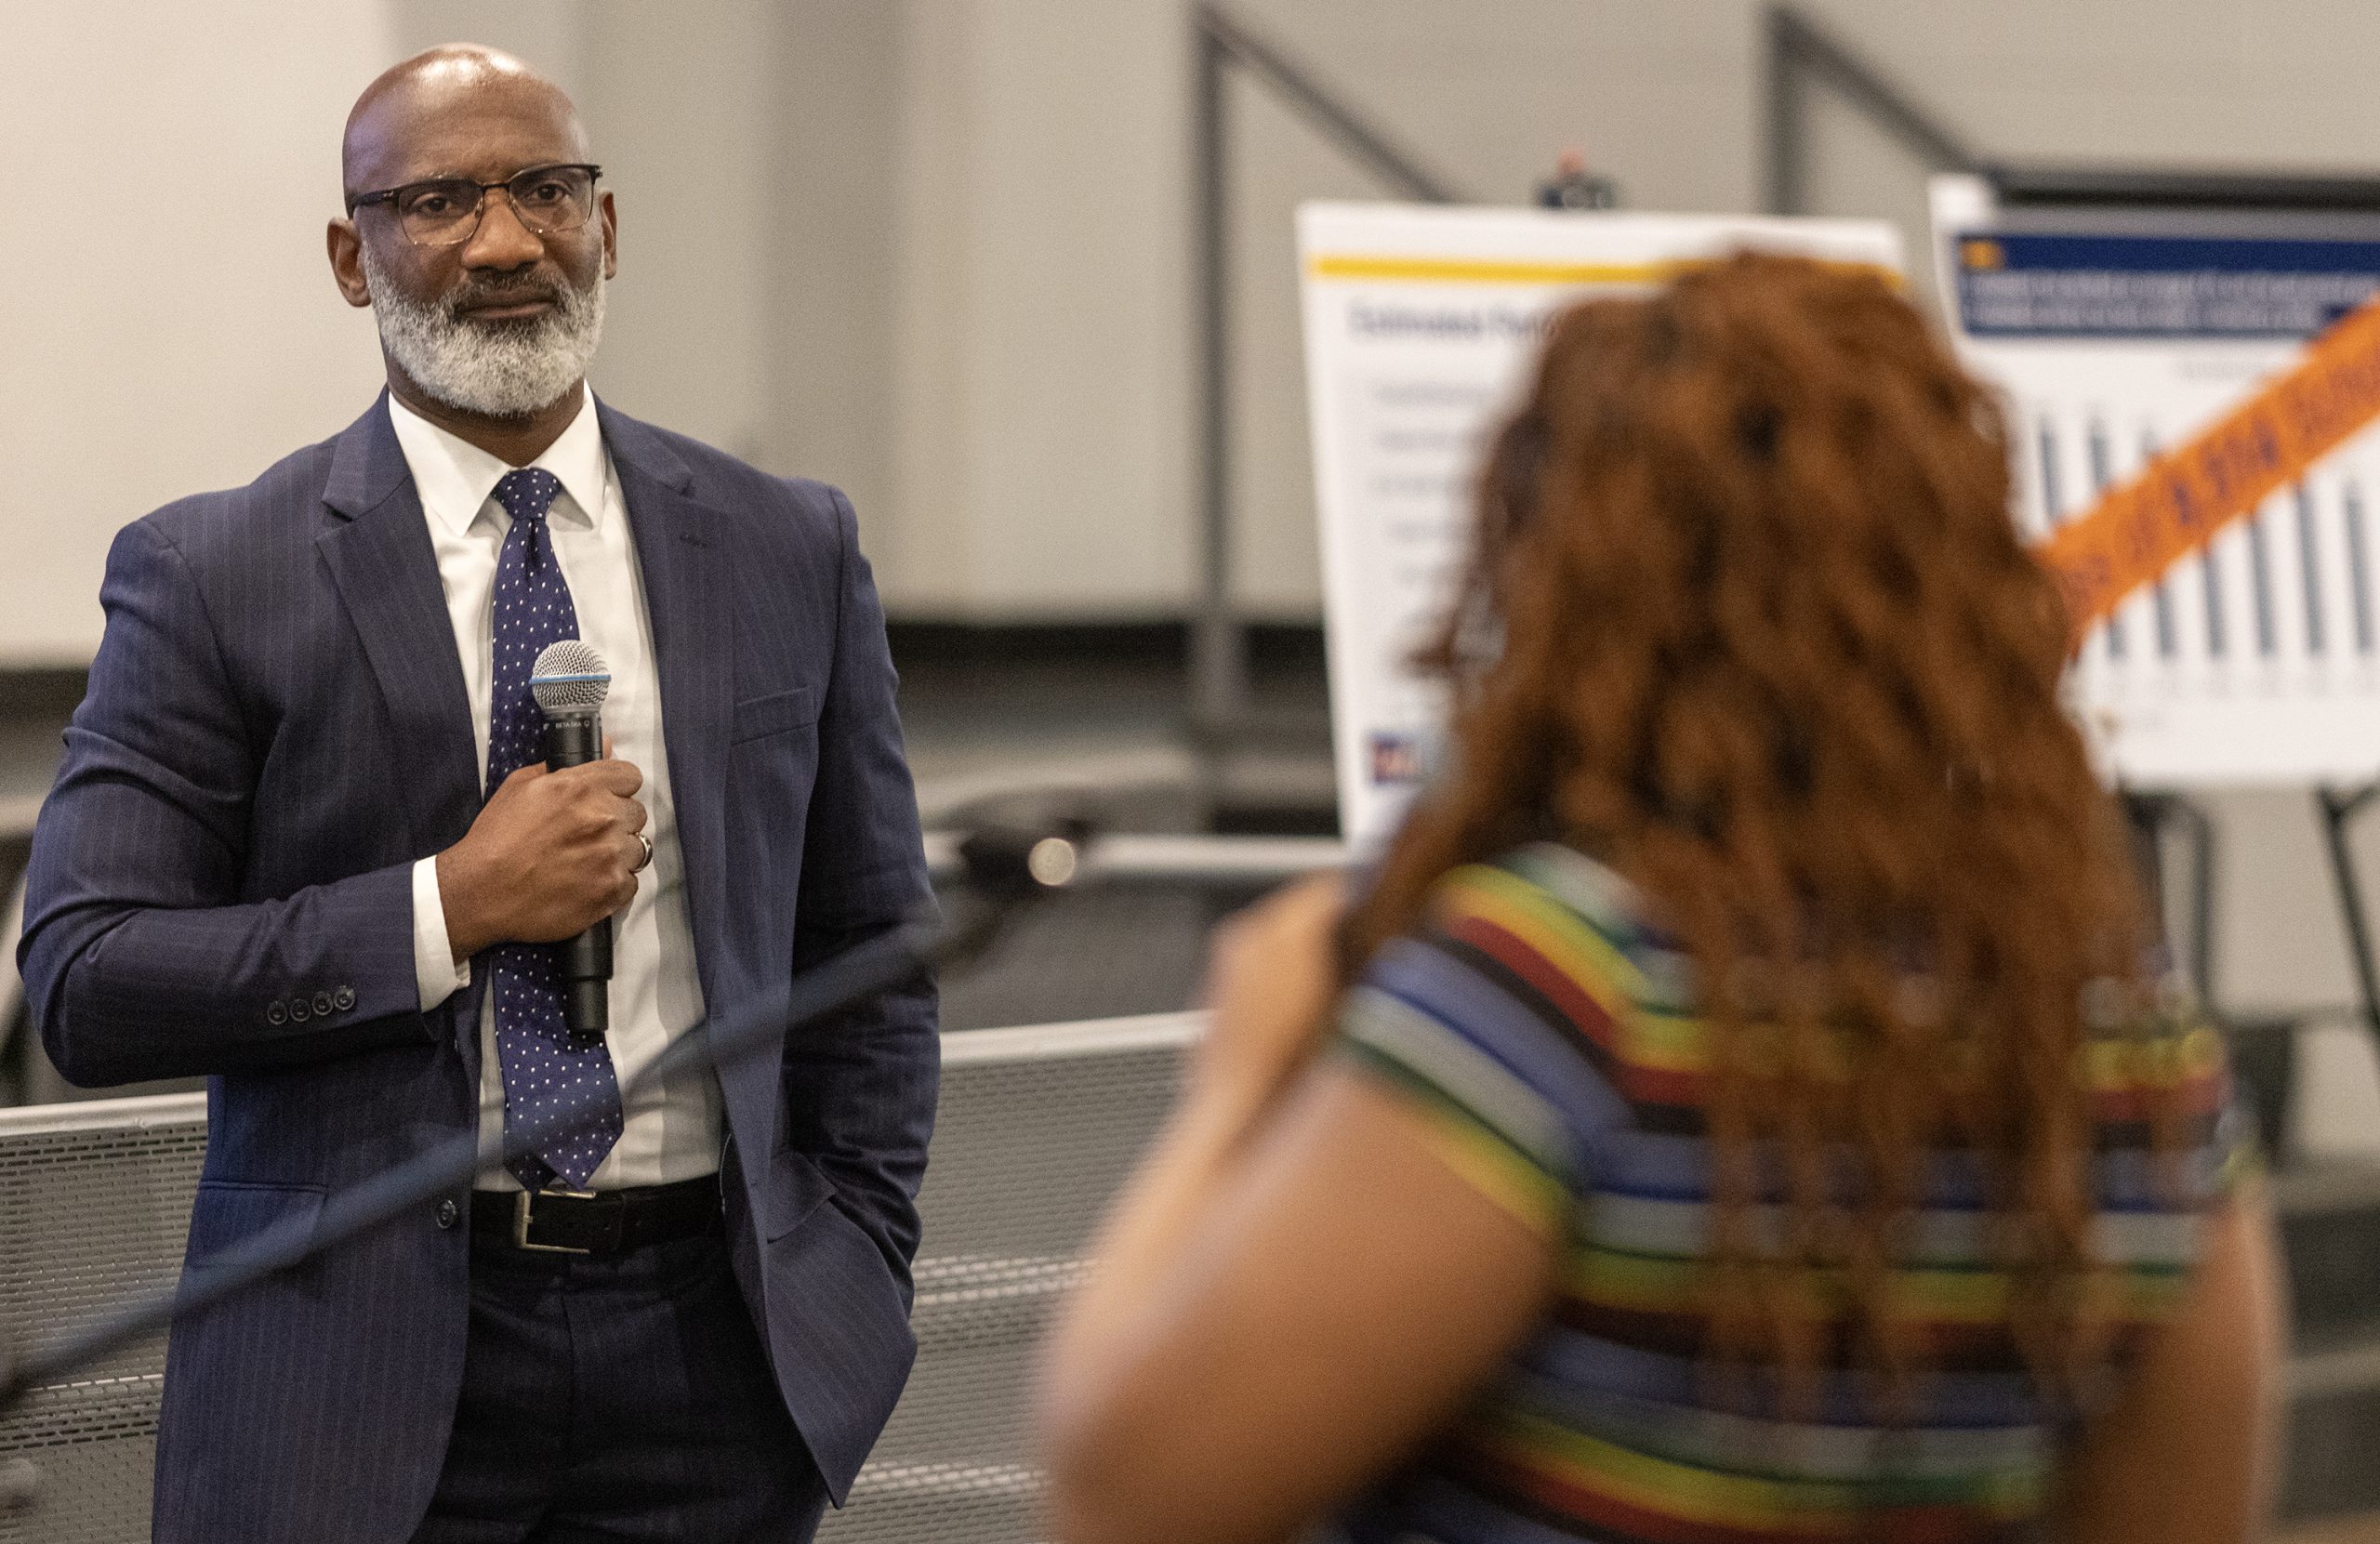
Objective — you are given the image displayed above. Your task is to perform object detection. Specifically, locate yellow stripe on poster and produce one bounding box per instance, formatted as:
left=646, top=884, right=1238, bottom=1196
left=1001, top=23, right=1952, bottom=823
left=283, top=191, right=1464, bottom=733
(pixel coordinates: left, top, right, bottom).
left=1308, top=255, right=1687, bottom=285
left=1309, top=254, right=1905, bottom=288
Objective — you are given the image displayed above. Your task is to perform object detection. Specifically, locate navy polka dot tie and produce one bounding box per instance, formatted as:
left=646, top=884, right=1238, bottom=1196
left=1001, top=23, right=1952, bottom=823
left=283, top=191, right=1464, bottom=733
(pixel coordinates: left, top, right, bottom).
left=485, top=468, right=622, bottom=1190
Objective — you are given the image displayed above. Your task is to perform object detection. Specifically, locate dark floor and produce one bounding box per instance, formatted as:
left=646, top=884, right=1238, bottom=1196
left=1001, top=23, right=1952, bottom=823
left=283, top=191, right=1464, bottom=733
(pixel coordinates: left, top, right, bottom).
left=0, top=632, right=1341, bottom=1096
left=890, top=627, right=1337, bottom=1034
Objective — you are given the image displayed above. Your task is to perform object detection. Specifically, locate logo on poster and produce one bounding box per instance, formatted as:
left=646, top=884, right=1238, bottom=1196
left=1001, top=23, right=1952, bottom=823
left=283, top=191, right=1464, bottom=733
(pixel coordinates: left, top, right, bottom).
left=1368, top=732, right=1426, bottom=786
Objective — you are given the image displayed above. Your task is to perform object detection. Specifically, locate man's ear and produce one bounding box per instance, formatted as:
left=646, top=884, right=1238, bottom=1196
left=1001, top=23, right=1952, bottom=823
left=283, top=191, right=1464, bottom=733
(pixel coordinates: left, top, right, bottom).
left=599, top=189, right=618, bottom=281
left=327, top=218, right=372, bottom=309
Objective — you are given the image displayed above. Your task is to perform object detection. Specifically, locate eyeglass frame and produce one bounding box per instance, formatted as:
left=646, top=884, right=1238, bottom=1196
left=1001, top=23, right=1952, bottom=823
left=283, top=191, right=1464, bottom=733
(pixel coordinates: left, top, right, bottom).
left=344, top=163, right=605, bottom=247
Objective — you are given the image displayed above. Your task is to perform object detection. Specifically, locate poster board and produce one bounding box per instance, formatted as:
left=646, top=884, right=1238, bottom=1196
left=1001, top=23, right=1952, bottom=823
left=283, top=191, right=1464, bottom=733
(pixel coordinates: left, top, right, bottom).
left=1932, top=173, right=2380, bottom=786
left=1299, top=202, right=1904, bottom=849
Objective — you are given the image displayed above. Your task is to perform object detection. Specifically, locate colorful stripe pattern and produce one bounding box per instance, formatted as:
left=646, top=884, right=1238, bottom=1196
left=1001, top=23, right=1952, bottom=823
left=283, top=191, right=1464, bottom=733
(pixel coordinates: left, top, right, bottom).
left=1330, top=845, right=2247, bottom=1544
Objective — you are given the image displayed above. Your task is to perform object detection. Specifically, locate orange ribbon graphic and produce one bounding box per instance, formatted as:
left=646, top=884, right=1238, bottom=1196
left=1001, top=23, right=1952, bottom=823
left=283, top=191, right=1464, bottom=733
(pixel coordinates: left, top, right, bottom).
left=2035, top=294, right=2380, bottom=644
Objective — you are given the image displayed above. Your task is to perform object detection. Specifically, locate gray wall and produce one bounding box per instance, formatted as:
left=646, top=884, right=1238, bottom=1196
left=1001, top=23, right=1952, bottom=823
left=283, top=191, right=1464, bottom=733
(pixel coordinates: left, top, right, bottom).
left=0, top=2, right=390, bottom=667
left=7, top=0, right=2380, bottom=1035
left=20, top=0, right=2380, bottom=634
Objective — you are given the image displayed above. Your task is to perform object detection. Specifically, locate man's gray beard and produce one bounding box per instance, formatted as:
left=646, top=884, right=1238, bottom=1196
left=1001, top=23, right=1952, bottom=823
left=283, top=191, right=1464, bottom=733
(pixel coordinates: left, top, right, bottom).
left=360, top=244, right=605, bottom=418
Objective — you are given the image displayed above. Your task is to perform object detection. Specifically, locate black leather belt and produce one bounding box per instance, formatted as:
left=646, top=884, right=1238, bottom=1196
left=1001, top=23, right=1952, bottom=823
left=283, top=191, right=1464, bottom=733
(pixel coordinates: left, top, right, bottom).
left=471, top=1176, right=721, bottom=1256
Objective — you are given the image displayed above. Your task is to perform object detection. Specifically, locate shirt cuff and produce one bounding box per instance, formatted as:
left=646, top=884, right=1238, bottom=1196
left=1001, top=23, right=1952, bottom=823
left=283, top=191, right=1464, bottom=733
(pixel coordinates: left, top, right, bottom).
left=411, top=856, right=472, bottom=1010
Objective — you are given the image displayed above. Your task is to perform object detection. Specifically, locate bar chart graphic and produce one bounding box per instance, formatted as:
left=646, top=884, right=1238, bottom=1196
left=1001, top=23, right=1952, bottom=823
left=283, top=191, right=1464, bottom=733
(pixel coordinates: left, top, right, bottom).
left=1935, top=176, right=2380, bottom=787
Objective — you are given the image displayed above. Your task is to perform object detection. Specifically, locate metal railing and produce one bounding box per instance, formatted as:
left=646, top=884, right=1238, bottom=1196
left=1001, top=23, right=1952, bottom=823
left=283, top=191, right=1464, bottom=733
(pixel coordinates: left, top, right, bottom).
left=0, top=1010, right=1203, bottom=1543
left=0, top=801, right=33, bottom=1093
left=1762, top=5, right=1977, bottom=217
left=922, top=830, right=1342, bottom=887
left=1187, top=3, right=1468, bottom=767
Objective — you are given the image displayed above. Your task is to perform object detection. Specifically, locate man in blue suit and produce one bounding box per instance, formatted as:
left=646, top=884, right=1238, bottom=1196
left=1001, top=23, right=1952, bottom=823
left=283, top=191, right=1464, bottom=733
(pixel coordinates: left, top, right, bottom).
left=17, top=45, right=937, bottom=1544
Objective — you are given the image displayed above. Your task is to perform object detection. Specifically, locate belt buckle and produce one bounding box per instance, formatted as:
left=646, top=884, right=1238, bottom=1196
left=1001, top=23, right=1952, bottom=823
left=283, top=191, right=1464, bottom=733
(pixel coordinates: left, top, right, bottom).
left=512, top=1187, right=599, bottom=1254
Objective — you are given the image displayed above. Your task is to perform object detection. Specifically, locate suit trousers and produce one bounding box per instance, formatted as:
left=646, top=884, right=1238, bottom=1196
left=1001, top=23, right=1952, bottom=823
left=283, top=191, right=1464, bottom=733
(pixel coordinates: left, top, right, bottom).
left=407, top=1213, right=826, bottom=1544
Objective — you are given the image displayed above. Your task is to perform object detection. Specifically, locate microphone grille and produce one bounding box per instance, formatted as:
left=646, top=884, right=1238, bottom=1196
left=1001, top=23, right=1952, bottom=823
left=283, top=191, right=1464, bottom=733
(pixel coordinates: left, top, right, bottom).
left=530, top=640, right=611, bottom=714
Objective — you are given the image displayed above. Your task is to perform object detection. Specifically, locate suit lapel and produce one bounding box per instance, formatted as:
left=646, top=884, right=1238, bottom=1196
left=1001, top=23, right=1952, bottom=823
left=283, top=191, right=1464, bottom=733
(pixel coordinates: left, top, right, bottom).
left=598, top=405, right=734, bottom=1034
left=317, top=394, right=486, bottom=1062
left=316, top=398, right=753, bottom=1097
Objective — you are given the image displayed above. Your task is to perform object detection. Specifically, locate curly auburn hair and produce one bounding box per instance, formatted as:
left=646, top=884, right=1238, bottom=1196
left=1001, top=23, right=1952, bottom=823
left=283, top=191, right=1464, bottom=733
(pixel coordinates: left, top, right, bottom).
left=1345, top=251, right=2161, bottom=1406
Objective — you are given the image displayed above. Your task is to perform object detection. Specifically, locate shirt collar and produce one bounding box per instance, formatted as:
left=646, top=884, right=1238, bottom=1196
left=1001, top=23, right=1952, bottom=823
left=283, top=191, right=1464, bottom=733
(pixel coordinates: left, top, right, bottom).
left=386, top=389, right=611, bottom=539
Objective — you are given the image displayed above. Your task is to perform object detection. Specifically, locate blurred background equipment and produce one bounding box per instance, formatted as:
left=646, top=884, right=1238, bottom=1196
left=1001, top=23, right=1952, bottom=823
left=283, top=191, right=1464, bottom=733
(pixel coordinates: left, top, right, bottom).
left=1535, top=147, right=1620, bottom=210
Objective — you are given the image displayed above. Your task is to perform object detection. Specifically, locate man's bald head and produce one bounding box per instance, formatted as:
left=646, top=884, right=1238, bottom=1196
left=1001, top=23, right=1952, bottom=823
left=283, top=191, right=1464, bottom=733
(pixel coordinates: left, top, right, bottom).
left=341, top=45, right=588, bottom=204
left=328, top=42, right=615, bottom=435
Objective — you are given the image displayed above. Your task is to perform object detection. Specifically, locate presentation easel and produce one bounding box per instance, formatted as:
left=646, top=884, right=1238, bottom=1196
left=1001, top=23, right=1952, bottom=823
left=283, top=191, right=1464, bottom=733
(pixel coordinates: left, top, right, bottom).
left=1298, top=202, right=1903, bottom=851
left=1936, top=169, right=2380, bottom=1045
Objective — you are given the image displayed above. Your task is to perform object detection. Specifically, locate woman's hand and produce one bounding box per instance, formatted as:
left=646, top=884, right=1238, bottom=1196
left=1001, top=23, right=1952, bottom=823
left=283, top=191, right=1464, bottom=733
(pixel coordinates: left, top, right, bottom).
left=1195, top=874, right=1349, bottom=1108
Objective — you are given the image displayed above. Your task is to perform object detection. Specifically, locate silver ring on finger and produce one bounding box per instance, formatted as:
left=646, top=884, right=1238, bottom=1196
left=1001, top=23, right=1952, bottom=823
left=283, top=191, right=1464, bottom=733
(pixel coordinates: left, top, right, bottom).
left=633, top=832, right=654, bottom=872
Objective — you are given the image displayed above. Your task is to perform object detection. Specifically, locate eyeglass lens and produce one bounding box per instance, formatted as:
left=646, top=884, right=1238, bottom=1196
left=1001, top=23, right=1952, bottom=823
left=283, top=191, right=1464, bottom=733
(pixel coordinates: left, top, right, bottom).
left=396, top=166, right=597, bottom=247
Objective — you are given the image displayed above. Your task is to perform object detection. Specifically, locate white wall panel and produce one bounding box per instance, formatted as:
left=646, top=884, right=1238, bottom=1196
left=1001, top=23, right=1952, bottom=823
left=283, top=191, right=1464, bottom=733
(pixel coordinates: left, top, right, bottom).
left=0, top=2, right=396, bottom=665
left=883, top=0, right=1195, bottom=615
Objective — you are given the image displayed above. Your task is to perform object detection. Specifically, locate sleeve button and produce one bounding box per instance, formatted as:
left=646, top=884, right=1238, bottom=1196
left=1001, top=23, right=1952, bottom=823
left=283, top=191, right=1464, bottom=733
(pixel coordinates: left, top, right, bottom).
left=289, top=997, right=311, bottom=1023
left=334, top=986, right=356, bottom=1011
left=435, top=1198, right=459, bottom=1230
left=265, top=1001, right=288, bottom=1027
left=313, top=991, right=335, bottom=1016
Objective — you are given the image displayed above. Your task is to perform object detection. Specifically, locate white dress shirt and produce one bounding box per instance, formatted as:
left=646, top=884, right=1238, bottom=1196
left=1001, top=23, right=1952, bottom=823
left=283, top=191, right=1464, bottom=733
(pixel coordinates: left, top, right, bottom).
left=391, top=390, right=722, bottom=1193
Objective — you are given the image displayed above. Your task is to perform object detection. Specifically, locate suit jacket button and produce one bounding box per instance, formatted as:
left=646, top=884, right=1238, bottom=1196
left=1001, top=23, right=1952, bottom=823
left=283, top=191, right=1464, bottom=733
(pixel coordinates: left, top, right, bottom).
left=334, top=986, right=356, bottom=1011
left=435, top=1198, right=459, bottom=1230
left=289, top=997, right=311, bottom=1023
left=265, top=1001, right=288, bottom=1026
left=313, top=991, right=335, bottom=1017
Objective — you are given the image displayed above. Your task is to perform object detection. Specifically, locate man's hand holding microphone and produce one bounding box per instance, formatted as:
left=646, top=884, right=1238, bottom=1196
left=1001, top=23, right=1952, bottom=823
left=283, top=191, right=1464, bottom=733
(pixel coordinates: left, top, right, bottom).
left=435, top=752, right=645, bottom=961
left=434, top=640, right=636, bottom=1032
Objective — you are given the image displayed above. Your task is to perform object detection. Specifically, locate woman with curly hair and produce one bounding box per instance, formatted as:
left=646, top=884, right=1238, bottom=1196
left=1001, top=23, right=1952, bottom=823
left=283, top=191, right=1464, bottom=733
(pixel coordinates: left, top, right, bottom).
left=1037, top=253, right=2283, bottom=1544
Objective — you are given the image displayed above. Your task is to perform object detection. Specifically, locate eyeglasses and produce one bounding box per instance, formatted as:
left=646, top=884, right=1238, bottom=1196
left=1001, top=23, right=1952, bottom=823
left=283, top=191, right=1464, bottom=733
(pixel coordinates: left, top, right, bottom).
left=347, top=164, right=602, bottom=248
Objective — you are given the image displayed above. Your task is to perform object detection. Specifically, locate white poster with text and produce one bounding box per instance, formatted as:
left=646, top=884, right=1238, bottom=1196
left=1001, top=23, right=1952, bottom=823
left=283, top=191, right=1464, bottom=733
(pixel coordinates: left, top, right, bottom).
left=1300, top=202, right=1903, bottom=848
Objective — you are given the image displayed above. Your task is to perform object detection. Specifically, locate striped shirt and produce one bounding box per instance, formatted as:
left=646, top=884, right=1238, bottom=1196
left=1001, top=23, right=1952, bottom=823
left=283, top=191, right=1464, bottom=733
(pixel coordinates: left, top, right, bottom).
left=1329, top=844, right=2247, bottom=1544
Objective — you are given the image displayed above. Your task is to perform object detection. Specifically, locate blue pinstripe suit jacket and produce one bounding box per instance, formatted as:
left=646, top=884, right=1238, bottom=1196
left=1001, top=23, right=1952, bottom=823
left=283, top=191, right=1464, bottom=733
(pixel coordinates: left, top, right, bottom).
left=18, top=394, right=940, bottom=1543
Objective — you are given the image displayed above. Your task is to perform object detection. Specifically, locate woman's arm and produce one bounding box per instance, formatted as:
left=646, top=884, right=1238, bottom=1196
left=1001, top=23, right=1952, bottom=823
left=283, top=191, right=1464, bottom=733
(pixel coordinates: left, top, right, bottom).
left=2055, top=1180, right=2288, bottom=1544
left=1038, top=1066, right=1558, bottom=1544
left=1035, top=879, right=1347, bottom=1376
left=1036, top=880, right=1563, bottom=1544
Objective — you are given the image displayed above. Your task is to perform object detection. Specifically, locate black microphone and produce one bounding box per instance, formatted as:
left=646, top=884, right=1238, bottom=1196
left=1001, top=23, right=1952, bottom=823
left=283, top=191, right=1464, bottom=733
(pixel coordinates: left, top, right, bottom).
left=531, top=639, right=614, bottom=1037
